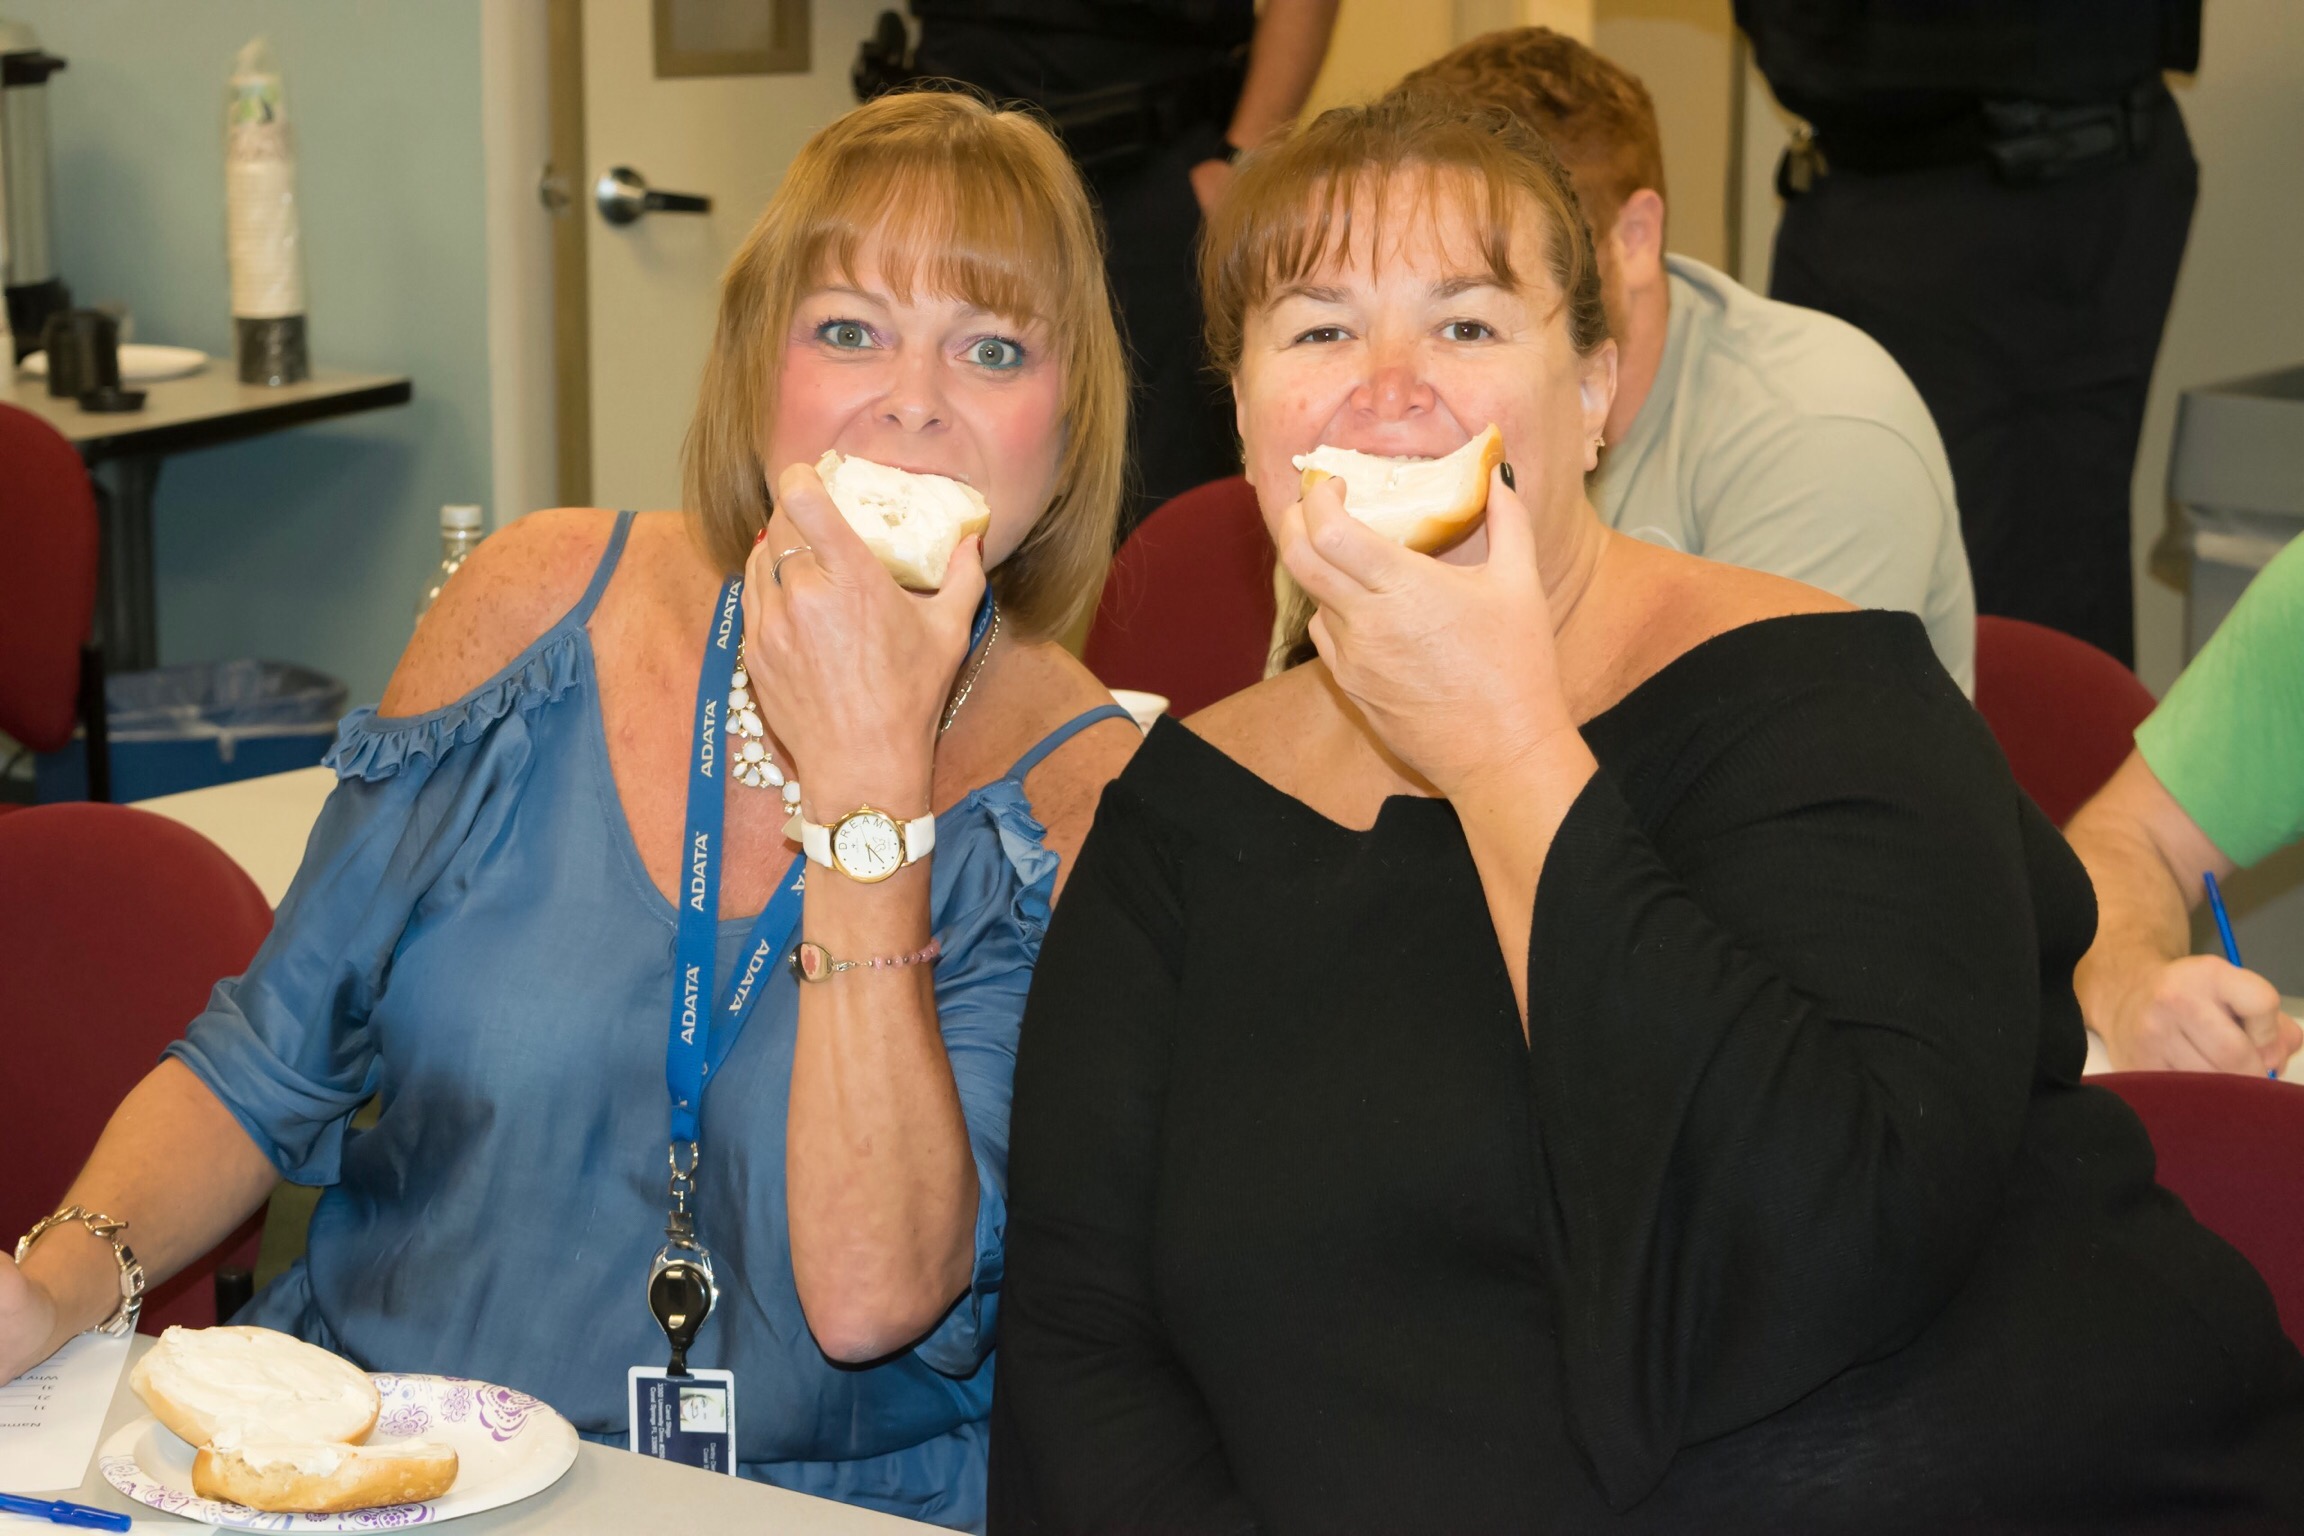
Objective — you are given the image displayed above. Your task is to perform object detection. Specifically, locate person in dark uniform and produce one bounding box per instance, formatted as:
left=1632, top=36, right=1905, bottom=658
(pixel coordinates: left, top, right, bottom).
left=1737, top=0, right=2200, bottom=666
left=866, top=0, right=1339, bottom=540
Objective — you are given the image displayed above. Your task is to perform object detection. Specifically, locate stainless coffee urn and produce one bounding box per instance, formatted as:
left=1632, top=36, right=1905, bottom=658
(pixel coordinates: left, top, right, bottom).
left=1, top=17, right=70, bottom=362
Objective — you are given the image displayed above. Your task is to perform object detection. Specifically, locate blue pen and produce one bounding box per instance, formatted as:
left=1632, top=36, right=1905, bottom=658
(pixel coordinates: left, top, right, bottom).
left=2203, top=872, right=2276, bottom=1078
left=0, top=1491, right=132, bottom=1531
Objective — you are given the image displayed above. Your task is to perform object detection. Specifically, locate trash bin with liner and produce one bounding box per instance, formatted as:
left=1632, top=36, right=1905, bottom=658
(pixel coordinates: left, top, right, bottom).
left=35, top=658, right=347, bottom=803
left=2167, top=364, right=2304, bottom=659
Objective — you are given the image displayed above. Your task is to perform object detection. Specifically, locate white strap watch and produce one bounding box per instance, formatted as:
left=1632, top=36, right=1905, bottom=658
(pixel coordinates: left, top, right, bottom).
left=789, top=805, right=936, bottom=883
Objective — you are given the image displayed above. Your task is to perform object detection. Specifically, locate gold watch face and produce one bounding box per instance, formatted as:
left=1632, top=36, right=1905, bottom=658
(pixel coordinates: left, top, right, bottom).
left=830, top=808, right=905, bottom=882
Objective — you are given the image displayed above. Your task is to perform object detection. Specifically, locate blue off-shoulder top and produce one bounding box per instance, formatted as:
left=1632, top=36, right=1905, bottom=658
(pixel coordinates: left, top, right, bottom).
left=165, top=512, right=1127, bottom=1531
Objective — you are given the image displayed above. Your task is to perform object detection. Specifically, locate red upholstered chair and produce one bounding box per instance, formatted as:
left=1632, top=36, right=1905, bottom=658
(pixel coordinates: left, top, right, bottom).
left=1972, top=615, right=2157, bottom=827
left=0, top=803, right=272, bottom=1329
left=0, top=401, right=108, bottom=803
left=1085, top=476, right=1276, bottom=720
left=2096, top=1072, right=2304, bottom=1347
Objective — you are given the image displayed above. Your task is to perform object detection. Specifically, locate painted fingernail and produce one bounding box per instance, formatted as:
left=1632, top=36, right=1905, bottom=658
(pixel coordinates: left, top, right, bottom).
left=754, top=527, right=769, bottom=545
left=1499, top=463, right=1516, bottom=491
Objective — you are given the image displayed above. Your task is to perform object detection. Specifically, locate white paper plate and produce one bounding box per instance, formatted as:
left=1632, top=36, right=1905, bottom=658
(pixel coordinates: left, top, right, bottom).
left=21, top=344, right=210, bottom=383
left=100, top=1373, right=578, bottom=1530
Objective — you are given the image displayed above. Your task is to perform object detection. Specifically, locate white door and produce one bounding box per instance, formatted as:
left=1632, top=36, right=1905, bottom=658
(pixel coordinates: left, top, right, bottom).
left=581, top=0, right=886, bottom=512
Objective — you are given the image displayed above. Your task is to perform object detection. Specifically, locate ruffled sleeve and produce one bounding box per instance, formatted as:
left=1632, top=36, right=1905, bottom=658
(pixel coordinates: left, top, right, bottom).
left=165, top=629, right=586, bottom=1185
left=907, top=778, right=1060, bottom=1378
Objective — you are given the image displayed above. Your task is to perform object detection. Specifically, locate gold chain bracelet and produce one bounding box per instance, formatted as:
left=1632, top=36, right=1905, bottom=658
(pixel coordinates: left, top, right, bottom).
left=15, top=1206, right=147, bottom=1337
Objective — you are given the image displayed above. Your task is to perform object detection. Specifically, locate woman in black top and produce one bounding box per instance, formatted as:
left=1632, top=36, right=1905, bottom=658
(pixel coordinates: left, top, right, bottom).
left=991, top=94, right=2304, bottom=1532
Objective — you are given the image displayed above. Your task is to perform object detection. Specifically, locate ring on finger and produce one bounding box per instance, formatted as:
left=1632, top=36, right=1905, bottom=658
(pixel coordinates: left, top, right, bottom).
left=770, top=545, right=813, bottom=588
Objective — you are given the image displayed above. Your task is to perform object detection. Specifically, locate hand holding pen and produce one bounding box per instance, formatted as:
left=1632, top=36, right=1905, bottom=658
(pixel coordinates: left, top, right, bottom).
left=2203, top=872, right=2300, bottom=1079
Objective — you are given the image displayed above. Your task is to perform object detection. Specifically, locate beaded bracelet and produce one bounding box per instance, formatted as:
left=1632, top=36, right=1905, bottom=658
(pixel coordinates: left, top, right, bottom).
left=788, top=937, right=941, bottom=984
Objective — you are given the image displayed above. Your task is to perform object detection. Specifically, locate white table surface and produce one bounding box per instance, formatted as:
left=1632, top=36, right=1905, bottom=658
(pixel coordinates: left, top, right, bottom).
left=53, top=1334, right=939, bottom=1533
left=2084, top=1026, right=2304, bottom=1080
left=133, top=766, right=335, bottom=907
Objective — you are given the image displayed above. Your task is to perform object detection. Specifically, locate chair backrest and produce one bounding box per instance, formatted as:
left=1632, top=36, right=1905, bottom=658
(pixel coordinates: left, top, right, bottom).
left=1972, top=615, right=2157, bottom=827
left=0, top=402, right=99, bottom=752
left=0, top=803, right=273, bottom=1329
left=1084, top=476, right=1275, bottom=719
left=2096, top=1072, right=2304, bottom=1347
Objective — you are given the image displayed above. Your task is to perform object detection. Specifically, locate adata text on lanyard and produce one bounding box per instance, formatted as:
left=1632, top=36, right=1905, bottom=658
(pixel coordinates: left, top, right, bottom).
left=648, top=574, right=994, bottom=1374
left=650, top=576, right=806, bottom=1375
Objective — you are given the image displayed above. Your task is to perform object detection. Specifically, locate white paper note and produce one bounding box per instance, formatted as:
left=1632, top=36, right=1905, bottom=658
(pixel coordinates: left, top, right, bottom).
left=0, top=1331, right=132, bottom=1493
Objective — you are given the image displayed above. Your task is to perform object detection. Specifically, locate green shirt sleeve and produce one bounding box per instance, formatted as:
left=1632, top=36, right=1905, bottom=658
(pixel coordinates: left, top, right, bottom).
left=2134, top=534, right=2304, bottom=867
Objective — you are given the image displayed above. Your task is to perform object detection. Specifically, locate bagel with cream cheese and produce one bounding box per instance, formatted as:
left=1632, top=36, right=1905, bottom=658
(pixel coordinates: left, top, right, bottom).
left=193, top=1439, right=459, bottom=1515
left=132, top=1325, right=379, bottom=1451
left=814, top=449, right=993, bottom=590
left=133, top=1325, right=461, bottom=1515
left=1294, top=424, right=1505, bottom=553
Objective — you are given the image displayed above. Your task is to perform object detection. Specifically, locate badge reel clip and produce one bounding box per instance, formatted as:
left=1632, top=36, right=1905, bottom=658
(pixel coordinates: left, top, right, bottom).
left=647, top=1141, right=719, bottom=1377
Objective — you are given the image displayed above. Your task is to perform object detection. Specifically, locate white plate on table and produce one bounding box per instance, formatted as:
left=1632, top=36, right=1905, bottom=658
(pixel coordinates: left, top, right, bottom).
left=20, top=345, right=210, bottom=383
left=100, top=1373, right=578, bottom=1530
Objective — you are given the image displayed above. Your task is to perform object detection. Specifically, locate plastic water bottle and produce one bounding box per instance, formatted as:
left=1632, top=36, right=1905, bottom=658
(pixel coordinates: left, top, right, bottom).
left=415, top=504, right=486, bottom=623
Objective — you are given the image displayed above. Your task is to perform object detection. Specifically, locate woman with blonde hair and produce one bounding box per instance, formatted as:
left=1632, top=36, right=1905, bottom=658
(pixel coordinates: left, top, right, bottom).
left=993, top=92, right=2304, bottom=1530
left=0, top=90, right=1136, bottom=1528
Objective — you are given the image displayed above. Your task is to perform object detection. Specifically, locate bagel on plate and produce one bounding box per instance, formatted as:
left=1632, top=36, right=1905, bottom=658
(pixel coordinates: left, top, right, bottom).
left=193, top=1439, right=460, bottom=1515
left=132, top=1324, right=460, bottom=1514
left=132, top=1325, right=378, bottom=1450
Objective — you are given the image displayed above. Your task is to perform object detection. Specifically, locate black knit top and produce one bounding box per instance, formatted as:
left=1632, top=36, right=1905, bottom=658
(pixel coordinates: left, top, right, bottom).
left=993, top=611, right=2304, bottom=1534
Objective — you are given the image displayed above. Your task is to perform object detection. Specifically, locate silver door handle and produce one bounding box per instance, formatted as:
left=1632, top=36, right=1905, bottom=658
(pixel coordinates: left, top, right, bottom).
left=595, top=167, right=712, bottom=226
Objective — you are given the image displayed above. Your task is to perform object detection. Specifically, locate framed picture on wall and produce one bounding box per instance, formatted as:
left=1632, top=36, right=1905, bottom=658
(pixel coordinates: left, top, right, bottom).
left=652, top=0, right=808, bottom=77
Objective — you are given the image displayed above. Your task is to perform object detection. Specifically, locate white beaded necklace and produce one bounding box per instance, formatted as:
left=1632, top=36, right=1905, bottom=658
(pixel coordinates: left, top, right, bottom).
left=726, top=599, right=1001, bottom=805
left=724, top=654, right=801, bottom=806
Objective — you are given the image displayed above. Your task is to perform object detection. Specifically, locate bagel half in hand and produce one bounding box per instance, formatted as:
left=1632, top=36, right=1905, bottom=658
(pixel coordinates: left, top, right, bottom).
left=132, top=1325, right=379, bottom=1451
left=193, top=1439, right=459, bottom=1515
left=1293, top=424, right=1505, bottom=554
left=814, top=450, right=993, bottom=590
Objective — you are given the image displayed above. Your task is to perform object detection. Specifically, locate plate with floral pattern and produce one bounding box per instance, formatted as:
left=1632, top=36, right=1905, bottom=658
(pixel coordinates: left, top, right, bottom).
left=100, top=1372, right=579, bottom=1529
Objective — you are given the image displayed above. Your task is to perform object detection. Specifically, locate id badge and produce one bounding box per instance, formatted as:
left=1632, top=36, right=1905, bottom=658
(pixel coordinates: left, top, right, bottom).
left=627, top=1366, right=738, bottom=1473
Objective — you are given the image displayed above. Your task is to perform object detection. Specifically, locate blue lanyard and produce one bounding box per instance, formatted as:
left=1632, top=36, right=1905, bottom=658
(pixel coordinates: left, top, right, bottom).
left=665, top=578, right=806, bottom=1150
left=663, top=575, right=995, bottom=1151
left=664, top=577, right=996, bottom=1151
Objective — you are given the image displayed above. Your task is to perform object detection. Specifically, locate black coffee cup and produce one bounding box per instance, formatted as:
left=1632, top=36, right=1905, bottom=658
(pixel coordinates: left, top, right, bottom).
left=42, top=309, right=122, bottom=399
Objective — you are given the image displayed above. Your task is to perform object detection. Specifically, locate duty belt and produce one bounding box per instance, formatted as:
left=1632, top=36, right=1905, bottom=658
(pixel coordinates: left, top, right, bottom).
left=1038, top=59, right=1243, bottom=173
left=857, top=42, right=1244, bottom=176
left=1780, top=81, right=2167, bottom=195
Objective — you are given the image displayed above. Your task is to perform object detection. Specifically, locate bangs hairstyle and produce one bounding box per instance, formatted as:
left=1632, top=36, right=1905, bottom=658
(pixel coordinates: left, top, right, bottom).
left=1201, top=89, right=1608, bottom=380
left=1199, top=90, right=1609, bottom=672
left=682, top=88, right=1127, bottom=639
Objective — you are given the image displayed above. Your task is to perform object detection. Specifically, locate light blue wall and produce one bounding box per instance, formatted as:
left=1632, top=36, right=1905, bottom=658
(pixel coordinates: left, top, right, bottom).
left=9, top=0, right=490, bottom=703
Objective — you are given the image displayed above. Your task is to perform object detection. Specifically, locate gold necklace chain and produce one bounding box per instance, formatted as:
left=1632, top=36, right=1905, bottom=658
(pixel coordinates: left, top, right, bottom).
left=940, top=599, right=1001, bottom=736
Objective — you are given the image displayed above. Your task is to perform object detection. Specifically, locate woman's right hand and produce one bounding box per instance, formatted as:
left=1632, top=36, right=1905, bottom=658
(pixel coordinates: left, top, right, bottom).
left=740, top=462, right=988, bottom=822
left=2100, top=953, right=2301, bottom=1075
left=0, top=1252, right=61, bottom=1386
left=1277, top=466, right=1575, bottom=800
